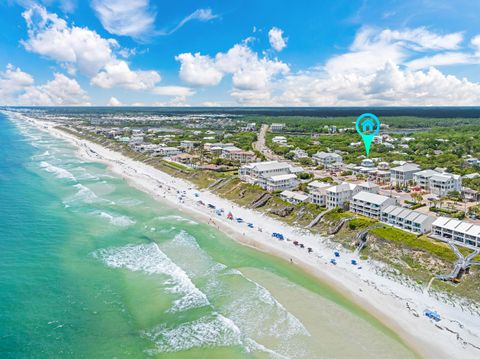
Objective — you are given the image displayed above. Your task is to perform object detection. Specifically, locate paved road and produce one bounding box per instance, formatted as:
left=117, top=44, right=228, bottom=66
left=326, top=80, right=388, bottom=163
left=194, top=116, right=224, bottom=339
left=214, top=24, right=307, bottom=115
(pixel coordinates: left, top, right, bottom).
left=253, top=124, right=283, bottom=161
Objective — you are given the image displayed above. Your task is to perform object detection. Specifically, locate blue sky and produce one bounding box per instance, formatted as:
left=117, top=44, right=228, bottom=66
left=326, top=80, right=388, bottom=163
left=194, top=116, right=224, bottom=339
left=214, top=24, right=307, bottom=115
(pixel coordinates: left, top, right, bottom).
left=1, top=0, right=480, bottom=106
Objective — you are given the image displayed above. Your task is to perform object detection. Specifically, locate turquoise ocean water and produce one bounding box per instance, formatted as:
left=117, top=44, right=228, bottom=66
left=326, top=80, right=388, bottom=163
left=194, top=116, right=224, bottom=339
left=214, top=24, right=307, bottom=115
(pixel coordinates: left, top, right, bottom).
left=0, top=112, right=418, bottom=358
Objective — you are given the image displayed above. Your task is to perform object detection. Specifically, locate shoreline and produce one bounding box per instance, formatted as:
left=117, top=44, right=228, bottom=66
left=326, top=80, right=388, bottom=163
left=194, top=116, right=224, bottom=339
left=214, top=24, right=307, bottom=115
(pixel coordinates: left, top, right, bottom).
left=13, top=113, right=480, bottom=359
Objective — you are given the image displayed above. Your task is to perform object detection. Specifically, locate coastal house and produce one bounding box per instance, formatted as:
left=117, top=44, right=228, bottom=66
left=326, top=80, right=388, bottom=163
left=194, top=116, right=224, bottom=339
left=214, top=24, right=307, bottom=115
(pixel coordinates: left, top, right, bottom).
left=350, top=191, right=396, bottom=219
left=431, top=217, right=480, bottom=249
left=381, top=205, right=435, bottom=234
left=312, top=152, right=342, bottom=168
left=263, top=174, right=299, bottom=192
left=280, top=190, right=309, bottom=204
left=413, top=170, right=462, bottom=196
left=239, top=161, right=303, bottom=191
left=179, top=140, right=199, bottom=151
left=291, top=147, right=309, bottom=160
left=390, top=163, right=421, bottom=186
left=326, top=183, right=359, bottom=209
left=307, top=181, right=333, bottom=206
left=154, top=147, right=182, bottom=157
left=357, top=181, right=380, bottom=194
left=221, top=147, right=256, bottom=163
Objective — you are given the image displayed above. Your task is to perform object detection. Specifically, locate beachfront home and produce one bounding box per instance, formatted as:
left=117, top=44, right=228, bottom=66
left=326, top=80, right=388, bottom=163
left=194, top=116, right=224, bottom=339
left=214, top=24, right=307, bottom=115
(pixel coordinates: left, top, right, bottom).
left=271, top=123, right=285, bottom=132
left=307, top=181, right=333, bottom=206
left=350, top=191, right=396, bottom=219
left=431, top=217, right=480, bottom=249
left=263, top=174, right=299, bottom=192
left=390, top=163, right=421, bottom=186
left=154, top=147, right=182, bottom=157
left=240, top=161, right=292, bottom=181
left=381, top=205, right=435, bottom=234
left=240, top=161, right=303, bottom=191
left=280, top=190, right=309, bottom=204
left=326, top=183, right=359, bottom=209
left=312, top=152, right=343, bottom=167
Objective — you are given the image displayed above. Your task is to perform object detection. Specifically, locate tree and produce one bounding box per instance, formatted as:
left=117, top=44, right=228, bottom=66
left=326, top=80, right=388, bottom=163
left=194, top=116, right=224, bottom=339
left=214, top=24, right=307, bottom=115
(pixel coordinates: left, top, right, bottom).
left=411, top=192, right=423, bottom=203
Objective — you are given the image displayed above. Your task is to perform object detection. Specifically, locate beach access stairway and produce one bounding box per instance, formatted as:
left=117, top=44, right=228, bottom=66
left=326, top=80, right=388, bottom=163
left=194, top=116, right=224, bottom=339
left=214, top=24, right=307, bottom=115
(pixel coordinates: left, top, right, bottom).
left=354, top=224, right=384, bottom=255
left=250, top=192, right=272, bottom=209
left=328, top=216, right=354, bottom=235
left=207, top=178, right=225, bottom=189
left=436, top=243, right=480, bottom=282
left=307, top=208, right=334, bottom=229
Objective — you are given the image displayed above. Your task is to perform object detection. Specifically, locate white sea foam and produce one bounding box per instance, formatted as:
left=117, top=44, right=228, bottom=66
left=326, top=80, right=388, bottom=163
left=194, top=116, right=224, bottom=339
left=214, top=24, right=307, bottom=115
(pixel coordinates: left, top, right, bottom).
left=66, top=183, right=99, bottom=203
left=93, top=243, right=210, bottom=312
left=40, top=161, right=76, bottom=181
left=163, top=231, right=309, bottom=340
left=156, top=215, right=198, bottom=225
left=117, top=198, right=144, bottom=207
left=93, top=211, right=136, bottom=227
left=144, top=313, right=242, bottom=353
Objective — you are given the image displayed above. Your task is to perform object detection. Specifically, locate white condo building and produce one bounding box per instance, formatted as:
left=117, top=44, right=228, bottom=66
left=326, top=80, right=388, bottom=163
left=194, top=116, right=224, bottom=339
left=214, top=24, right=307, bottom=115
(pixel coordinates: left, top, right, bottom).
left=431, top=217, right=480, bottom=249
left=381, top=205, right=435, bottom=234
left=350, top=191, right=396, bottom=219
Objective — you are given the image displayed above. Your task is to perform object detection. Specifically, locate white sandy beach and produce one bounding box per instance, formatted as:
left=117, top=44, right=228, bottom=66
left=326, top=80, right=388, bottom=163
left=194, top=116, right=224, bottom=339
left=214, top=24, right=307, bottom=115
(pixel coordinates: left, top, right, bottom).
left=13, top=113, right=480, bottom=359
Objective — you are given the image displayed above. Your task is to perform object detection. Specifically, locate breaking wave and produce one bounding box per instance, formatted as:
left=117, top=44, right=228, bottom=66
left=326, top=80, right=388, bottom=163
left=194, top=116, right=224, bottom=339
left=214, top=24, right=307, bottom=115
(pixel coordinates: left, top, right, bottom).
left=40, top=161, right=76, bottom=181
left=93, top=211, right=136, bottom=227
left=93, top=243, right=210, bottom=313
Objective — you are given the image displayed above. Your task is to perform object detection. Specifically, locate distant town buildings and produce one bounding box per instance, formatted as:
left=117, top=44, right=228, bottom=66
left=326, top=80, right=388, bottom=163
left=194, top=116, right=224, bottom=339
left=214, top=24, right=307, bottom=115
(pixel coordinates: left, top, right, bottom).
left=270, top=123, right=286, bottom=132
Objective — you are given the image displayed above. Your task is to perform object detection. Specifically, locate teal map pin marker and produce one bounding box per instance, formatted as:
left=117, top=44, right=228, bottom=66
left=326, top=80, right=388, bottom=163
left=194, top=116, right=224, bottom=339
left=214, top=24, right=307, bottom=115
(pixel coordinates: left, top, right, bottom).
left=356, top=113, right=380, bottom=157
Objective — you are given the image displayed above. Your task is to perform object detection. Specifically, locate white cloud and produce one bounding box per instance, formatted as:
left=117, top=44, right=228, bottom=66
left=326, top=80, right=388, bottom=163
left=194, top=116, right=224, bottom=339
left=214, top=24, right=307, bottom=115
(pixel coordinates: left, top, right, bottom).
left=108, top=96, right=122, bottom=106
left=91, top=60, right=161, bottom=90
left=18, top=73, right=90, bottom=106
left=21, top=5, right=162, bottom=91
left=91, top=1, right=217, bottom=40
left=176, top=52, right=224, bottom=86
left=0, top=64, right=34, bottom=104
left=21, top=4, right=116, bottom=76
left=176, top=42, right=289, bottom=93
left=91, top=0, right=156, bottom=40
left=166, top=8, right=218, bottom=35
left=180, top=26, right=480, bottom=106
left=268, top=27, right=287, bottom=51
left=152, top=86, right=195, bottom=97
left=326, top=27, right=465, bottom=76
